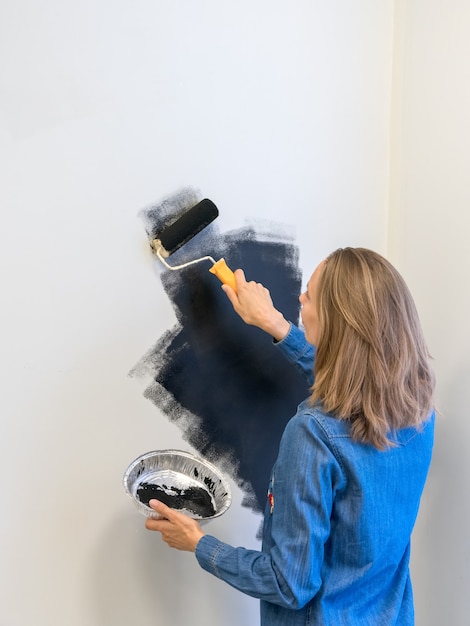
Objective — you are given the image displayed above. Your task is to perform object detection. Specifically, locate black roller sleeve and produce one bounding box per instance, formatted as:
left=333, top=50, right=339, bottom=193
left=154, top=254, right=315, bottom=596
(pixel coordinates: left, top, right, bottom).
left=158, top=199, right=219, bottom=255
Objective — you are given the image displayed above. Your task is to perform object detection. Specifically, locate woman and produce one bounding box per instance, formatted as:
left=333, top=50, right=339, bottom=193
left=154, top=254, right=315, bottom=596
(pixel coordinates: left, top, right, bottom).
left=145, top=247, right=435, bottom=625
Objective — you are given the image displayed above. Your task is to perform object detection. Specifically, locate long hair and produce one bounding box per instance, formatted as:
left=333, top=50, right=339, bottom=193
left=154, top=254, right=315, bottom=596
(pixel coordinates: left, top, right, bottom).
left=310, top=248, right=435, bottom=449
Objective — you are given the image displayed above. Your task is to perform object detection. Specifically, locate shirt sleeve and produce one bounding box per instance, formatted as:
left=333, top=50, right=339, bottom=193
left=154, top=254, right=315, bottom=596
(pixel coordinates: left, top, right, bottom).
left=195, top=413, right=344, bottom=609
left=274, top=323, right=315, bottom=386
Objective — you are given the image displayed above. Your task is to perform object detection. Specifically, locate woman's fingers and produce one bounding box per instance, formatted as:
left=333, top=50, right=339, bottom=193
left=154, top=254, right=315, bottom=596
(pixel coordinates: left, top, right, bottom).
left=144, top=500, right=205, bottom=552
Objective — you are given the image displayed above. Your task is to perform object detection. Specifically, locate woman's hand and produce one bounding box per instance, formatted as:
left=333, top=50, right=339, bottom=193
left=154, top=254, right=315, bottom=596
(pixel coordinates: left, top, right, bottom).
left=222, top=269, right=290, bottom=341
left=145, top=500, right=205, bottom=552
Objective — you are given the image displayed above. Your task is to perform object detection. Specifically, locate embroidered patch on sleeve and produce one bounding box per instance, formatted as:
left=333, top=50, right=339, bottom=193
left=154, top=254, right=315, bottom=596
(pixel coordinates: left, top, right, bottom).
left=267, top=475, right=275, bottom=514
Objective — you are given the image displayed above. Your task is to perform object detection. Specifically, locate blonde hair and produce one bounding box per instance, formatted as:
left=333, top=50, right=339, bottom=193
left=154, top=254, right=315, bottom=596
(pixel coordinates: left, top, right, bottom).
left=310, top=248, right=435, bottom=449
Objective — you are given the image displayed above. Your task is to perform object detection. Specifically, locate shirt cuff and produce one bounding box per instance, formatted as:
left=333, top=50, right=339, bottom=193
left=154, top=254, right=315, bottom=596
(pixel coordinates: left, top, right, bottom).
left=195, top=534, right=227, bottom=577
left=272, top=321, right=293, bottom=344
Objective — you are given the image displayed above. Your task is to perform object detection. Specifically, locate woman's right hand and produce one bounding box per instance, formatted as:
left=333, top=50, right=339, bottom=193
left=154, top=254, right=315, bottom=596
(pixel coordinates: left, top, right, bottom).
left=222, top=269, right=290, bottom=341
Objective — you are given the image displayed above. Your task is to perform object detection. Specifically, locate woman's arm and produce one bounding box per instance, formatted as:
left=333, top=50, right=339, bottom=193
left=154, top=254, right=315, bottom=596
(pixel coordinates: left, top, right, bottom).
left=194, top=414, right=341, bottom=609
left=145, top=415, right=339, bottom=610
left=223, top=268, right=315, bottom=384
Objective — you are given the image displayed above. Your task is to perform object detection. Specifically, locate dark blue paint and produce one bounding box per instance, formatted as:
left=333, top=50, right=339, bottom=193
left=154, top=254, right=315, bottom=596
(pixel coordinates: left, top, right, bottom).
left=132, top=212, right=309, bottom=512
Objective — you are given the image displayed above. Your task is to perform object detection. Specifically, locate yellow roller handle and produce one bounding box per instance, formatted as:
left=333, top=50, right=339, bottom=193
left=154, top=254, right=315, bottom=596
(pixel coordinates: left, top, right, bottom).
left=209, top=258, right=237, bottom=292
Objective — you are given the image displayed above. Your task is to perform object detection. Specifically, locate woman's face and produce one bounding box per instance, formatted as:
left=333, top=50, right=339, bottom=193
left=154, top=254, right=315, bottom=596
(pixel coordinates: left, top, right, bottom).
left=299, top=261, right=324, bottom=346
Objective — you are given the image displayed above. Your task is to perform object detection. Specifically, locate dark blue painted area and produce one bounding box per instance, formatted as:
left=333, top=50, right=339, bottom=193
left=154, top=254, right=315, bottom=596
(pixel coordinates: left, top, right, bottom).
left=133, top=217, right=310, bottom=512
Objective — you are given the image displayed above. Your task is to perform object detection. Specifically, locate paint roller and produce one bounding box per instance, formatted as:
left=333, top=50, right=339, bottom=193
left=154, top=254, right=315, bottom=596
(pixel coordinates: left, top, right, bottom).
left=150, top=199, right=237, bottom=291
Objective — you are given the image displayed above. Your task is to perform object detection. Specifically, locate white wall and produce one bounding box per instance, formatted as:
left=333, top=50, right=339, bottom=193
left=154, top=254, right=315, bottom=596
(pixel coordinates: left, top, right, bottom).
left=0, top=2, right=394, bottom=625
left=389, top=2, right=470, bottom=625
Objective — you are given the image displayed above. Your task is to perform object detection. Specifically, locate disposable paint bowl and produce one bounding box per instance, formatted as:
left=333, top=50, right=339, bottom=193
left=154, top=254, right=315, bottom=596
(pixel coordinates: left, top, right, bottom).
left=123, top=449, right=232, bottom=520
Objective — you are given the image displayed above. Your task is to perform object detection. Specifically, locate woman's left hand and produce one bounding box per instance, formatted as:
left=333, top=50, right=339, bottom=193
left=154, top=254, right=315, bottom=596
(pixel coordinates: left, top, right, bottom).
left=145, top=500, right=205, bottom=552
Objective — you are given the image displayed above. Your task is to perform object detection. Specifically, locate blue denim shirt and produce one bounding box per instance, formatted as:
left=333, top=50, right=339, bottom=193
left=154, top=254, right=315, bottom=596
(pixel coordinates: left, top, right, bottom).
left=195, top=324, right=435, bottom=625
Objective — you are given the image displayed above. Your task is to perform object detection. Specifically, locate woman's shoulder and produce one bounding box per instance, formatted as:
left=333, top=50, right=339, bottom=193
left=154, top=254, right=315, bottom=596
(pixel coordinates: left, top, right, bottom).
left=278, top=403, right=348, bottom=483
left=280, top=403, right=353, bottom=464
left=291, top=401, right=352, bottom=439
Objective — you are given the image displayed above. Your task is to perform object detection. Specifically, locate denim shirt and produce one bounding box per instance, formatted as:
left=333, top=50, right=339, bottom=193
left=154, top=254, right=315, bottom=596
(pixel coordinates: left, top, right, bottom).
left=195, top=324, right=435, bottom=625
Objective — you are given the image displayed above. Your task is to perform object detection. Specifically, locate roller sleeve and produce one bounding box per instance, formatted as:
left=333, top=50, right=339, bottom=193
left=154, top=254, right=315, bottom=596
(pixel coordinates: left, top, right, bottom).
left=158, top=199, right=219, bottom=254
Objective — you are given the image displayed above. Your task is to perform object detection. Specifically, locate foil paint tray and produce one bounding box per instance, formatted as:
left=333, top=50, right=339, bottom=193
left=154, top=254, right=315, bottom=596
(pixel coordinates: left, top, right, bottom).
left=123, top=449, right=232, bottom=520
